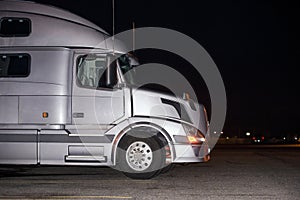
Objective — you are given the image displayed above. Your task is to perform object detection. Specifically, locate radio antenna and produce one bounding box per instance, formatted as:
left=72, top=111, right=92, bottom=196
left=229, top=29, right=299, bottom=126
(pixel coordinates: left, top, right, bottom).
left=132, top=21, right=135, bottom=52
left=112, top=0, right=115, bottom=54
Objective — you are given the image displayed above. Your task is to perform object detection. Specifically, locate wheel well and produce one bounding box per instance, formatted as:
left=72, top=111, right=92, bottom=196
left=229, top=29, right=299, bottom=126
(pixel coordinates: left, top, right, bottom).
left=119, top=126, right=168, bottom=147
left=112, top=124, right=172, bottom=165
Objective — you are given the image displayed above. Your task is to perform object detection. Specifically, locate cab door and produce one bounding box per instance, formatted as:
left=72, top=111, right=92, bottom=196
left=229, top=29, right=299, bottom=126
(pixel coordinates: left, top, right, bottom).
left=72, top=54, right=125, bottom=125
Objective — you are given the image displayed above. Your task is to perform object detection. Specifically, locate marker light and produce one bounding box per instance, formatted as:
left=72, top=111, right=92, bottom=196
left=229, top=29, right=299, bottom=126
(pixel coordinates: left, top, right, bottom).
left=42, top=112, right=48, bottom=118
left=187, top=136, right=198, bottom=144
left=183, top=92, right=190, bottom=100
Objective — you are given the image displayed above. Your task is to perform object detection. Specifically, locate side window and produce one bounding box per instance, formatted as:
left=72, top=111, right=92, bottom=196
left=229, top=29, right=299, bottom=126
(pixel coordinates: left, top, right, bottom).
left=77, top=55, right=107, bottom=88
left=0, top=18, right=31, bottom=37
left=0, top=54, right=31, bottom=77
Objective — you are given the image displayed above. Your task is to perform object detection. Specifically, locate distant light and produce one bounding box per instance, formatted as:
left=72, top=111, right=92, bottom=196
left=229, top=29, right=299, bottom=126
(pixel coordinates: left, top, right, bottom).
left=213, top=131, right=217, bottom=134
left=220, top=131, right=224, bottom=134
left=295, top=137, right=298, bottom=140
left=246, top=132, right=251, bottom=136
left=226, top=137, right=229, bottom=140
left=283, top=137, right=286, bottom=140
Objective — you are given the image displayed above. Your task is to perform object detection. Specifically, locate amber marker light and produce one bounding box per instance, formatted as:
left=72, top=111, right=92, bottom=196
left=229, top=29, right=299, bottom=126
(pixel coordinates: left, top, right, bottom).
left=42, top=112, right=48, bottom=118
left=187, top=136, right=198, bottom=144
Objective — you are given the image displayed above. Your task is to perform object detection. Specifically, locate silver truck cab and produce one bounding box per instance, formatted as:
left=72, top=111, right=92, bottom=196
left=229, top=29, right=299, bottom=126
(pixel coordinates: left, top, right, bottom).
left=0, top=0, right=210, bottom=179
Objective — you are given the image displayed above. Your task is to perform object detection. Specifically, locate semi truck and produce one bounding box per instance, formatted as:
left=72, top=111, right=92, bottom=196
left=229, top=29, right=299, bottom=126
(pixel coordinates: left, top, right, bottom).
left=0, top=0, right=210, bottom=179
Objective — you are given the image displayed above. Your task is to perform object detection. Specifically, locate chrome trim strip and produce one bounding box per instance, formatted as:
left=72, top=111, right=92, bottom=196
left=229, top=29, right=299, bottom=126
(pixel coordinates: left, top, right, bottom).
left=0, top=124, right=64, bottom=129
left=0, top=134, right=113, bottom=143
left=65, top=124, right=114, bottom=130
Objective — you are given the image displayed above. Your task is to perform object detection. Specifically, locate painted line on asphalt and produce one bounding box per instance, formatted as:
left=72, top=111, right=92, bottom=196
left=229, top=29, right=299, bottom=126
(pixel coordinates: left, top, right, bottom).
left=0, top=179, right=155, bottom=184
left=0, top=196, right=132, bottom=199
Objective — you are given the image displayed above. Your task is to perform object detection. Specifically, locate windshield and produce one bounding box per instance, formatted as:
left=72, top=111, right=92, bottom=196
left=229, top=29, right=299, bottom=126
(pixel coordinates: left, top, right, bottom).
left=118, top=54, right=138, bottom=85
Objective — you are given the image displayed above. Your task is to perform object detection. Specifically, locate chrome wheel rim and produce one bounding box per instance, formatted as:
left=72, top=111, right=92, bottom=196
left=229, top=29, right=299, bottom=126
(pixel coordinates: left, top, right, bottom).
left=126, top=141, right=153, bottom=171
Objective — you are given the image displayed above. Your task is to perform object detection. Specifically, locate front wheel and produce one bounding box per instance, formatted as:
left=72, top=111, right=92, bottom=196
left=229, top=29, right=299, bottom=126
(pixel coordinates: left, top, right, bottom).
left=116, top=135, right=165, bottom=179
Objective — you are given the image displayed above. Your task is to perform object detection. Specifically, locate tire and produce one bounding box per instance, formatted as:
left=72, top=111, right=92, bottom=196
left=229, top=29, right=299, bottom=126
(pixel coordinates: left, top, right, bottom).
left=116, top=134, right=166, bottom=179
left=160, top=163, right=175, bottom=174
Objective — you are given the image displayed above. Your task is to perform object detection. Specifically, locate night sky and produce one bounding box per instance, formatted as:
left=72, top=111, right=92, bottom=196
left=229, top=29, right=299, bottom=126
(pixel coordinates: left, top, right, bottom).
left=24, top=0, right=295, bottom=137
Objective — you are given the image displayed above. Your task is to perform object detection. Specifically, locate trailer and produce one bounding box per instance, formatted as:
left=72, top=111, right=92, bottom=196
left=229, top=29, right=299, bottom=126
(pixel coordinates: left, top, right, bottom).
left=0, top=0, right=210, bottom=179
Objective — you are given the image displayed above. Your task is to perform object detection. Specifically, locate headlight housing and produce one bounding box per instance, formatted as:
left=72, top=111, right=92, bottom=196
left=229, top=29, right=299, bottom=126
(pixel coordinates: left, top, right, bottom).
left=182, top=124, right=205, bottom=144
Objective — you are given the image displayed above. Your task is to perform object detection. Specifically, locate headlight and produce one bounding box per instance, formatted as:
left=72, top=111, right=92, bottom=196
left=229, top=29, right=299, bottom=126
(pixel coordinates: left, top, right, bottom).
left=182, top=123, right=197, bottom=136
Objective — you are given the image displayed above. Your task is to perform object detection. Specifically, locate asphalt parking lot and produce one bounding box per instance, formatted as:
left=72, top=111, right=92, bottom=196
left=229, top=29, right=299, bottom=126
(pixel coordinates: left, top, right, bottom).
left=0, top=145, right=299, bottom=200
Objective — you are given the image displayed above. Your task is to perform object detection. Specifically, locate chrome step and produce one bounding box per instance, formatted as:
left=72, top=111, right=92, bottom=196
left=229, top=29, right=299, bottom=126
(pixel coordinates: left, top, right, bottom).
left=65, top=155, right=107, bottom=162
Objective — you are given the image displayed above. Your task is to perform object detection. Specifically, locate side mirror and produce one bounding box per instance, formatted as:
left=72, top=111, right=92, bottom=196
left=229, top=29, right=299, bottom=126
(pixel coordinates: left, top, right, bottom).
left=128, top=56, right=139, bottom=66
